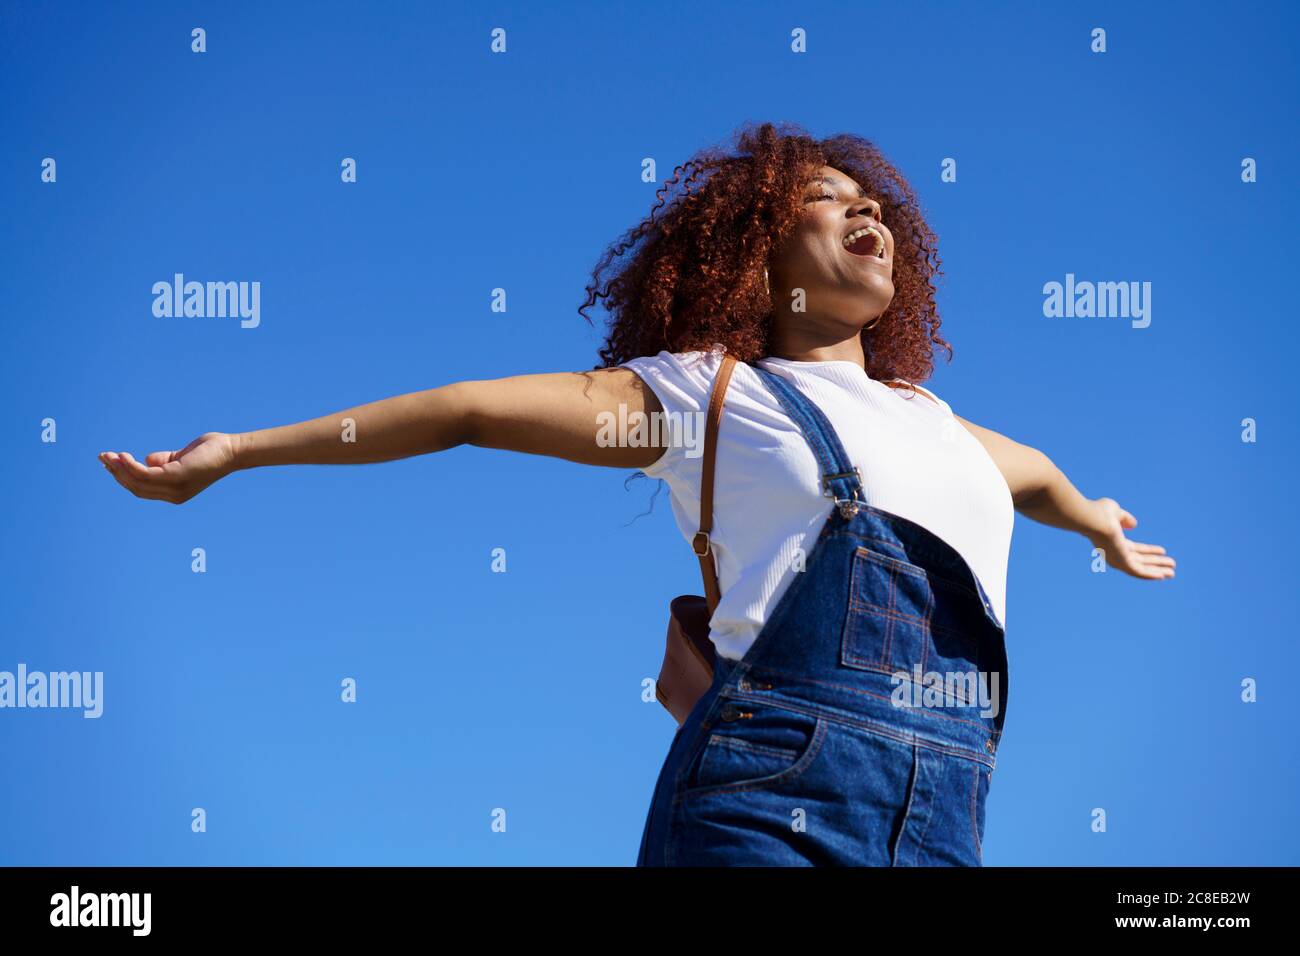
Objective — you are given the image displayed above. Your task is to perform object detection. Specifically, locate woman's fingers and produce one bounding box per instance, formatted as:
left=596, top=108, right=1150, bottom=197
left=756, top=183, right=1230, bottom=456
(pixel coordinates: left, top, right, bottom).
left=1119, top=538, right=1176, bottom=579
left=1129, top=560, right=1167, bottom=580
left=1129, top=545, right=1175, bottom=565
left=1107, top=537, right=1176, bottom=579
left=103, top=450, right=168, bottom=479
left=101, top=458, right=161, bottom=500
left=115, top=451, right=157, bottom=479
left=99, top=451, right=175, bottom=501
left=1133, top=553, right=1176, bottom=578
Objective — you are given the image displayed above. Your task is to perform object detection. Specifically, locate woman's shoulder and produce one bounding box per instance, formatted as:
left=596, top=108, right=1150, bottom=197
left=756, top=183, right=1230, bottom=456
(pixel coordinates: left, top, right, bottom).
left=619, top=346, right=733, bottom=402
left=612, top=349, right=738, bottom=481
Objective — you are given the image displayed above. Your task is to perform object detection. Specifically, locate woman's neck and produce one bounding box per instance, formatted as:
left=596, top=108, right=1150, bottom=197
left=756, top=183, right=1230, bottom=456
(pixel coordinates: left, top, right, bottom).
left=767, top=326, right=868, bottom=366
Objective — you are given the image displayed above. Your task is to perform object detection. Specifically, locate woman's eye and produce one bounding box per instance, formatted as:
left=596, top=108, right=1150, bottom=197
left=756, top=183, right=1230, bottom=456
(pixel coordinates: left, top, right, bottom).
left=804, top=193, right=837, bottom=203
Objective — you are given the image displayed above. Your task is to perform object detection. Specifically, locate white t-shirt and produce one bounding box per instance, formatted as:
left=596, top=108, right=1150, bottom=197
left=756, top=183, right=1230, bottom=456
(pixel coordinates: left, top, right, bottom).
left=622, top=349, right=1014, bottom=662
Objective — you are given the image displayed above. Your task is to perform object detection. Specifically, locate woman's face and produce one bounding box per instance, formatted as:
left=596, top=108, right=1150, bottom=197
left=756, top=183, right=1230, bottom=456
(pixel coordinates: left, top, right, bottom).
left=768, top=164, right=895, bottom=335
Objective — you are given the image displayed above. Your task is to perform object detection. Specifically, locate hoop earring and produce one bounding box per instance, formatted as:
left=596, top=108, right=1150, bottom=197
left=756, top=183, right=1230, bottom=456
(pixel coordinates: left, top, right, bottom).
left=864, top=314, right=881, bottom=331
left=763, top=266, right=770, bottom=297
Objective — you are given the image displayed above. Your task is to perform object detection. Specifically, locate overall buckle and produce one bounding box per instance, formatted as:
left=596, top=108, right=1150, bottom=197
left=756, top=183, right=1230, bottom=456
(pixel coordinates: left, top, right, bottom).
left=820, top=468, right=864, bottom=518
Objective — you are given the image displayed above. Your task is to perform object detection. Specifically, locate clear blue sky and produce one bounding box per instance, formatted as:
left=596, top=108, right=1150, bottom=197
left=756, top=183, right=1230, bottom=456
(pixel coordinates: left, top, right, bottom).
left=2, top=0, right=1297, bottom=865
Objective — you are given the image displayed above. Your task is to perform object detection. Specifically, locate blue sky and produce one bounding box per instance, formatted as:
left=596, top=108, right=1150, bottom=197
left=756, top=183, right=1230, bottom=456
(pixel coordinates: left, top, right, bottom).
left=1, top=0, right=1297, bottom=865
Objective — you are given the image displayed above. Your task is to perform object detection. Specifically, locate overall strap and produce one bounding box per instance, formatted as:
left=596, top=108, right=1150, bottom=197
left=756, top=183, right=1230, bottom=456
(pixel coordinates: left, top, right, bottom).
left=753, top=365, right=867, bottom=518
left=694, top=353, right=738, bottom=613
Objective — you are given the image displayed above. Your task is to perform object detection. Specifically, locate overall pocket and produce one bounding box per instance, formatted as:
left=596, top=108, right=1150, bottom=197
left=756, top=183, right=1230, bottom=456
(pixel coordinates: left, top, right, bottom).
left=841, top=546, right=985, bottom=694
left=841, top=546, right=933, bottom=676
left=678, top=700, right=826, bottom=800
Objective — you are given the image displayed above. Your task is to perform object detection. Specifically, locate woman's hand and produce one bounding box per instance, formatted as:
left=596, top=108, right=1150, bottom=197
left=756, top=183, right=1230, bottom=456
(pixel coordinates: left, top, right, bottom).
left=955, top=418, right=1177, bottom=582
left=1085, top=497, right=1176, bottom=580
left=99, top=432, right=241, bottom=504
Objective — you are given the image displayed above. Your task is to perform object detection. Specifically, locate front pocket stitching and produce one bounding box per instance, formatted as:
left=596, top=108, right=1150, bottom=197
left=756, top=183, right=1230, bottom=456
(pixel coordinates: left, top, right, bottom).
left=726, top=682, right=997, bottom=768
left=853, top=545, right=930, bottom=581
left=705, top=734, right=800, bottom=762
left=825, top=659, right=980, bottom=707
left=850, top=549, right=979, bottom=680
left=848, top=600, right=929, bottom=627
left=851, top=545, right=981, bottom=601
left=675, top=718, right=828, bottom=803
left=880, top=567, right=897, bottom=664
left=845, top=586, right=933, bottom=675
left=848, top=606, right=982, bottom=664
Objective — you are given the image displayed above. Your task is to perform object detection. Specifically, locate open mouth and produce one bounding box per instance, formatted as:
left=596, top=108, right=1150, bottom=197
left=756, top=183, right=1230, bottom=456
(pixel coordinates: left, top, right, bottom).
left=842, top=225, right=886, bottom=259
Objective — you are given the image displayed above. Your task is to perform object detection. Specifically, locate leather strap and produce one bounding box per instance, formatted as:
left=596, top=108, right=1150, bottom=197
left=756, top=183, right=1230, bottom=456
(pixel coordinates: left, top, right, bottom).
left=692, top=353, right=737, bottom=614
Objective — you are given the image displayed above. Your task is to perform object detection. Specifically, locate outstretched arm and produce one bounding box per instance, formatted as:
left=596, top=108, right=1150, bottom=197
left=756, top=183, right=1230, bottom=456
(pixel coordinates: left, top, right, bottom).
left=956, top=416, right=1175, bottom=580
left=98, top=368, right=667, bottom=503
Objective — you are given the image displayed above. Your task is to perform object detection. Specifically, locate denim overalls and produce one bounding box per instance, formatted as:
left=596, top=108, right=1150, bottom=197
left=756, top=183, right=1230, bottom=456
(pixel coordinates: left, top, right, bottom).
left=637, top=366, right=1010, bottom=866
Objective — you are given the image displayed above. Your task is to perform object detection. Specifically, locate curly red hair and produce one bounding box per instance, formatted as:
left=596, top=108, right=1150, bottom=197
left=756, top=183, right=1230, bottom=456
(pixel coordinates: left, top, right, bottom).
left=579, top=121, right=949, bottom=383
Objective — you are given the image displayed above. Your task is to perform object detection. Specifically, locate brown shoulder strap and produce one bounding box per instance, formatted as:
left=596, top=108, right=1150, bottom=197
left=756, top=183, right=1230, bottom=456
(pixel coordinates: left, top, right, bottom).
left=691, top=353, right=737, bottom=614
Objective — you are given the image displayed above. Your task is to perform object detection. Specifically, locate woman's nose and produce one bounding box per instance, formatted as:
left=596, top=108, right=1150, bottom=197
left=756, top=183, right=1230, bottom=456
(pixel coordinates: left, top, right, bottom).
left=851, top=199, right=882, bottom=222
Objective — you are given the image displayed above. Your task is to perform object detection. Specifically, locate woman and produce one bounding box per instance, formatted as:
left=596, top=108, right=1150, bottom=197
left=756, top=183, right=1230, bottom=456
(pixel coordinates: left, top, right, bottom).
left=98, top=121, right=1174, bottom=866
